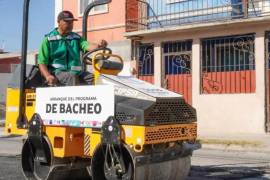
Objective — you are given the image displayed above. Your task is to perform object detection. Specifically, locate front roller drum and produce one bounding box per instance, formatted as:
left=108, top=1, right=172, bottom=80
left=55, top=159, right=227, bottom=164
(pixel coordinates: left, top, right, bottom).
left=134, top=155, right=191, bottom=180
left=21, top=136, right=90, bottom=180
left=90, top=144, right=191, bottom=180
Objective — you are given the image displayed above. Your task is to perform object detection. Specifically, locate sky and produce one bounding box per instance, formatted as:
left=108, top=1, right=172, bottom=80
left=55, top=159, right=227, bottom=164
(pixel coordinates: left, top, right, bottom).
left=0, top=0, right=55, bottom=53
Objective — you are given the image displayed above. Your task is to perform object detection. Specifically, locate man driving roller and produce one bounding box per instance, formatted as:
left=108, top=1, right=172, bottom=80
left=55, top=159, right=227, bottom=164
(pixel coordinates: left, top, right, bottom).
left=38, top=10, right=107, bottom=86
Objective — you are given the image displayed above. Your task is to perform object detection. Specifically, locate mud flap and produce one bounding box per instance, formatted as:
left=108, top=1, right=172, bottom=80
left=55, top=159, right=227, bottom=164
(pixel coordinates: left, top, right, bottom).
left=27, top=113, right=48, bottom=163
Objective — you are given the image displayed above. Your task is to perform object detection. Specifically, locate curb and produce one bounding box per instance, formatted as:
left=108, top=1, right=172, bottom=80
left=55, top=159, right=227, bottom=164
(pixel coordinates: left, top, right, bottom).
left=0, top=154, right=21, bottom=157
left=200, top=142, right=270, bottom=154
left=0, top=135, right=22, bottom=138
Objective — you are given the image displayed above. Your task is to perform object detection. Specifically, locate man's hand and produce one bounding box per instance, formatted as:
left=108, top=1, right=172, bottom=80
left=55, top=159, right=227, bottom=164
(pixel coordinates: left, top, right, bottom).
left=97, top=39, right=108, bottom=48
left=45, top=75, right=57, bottom=86
left=39, top=64, right=58, bottom=86
left=86, top=39, right=108, bottom=52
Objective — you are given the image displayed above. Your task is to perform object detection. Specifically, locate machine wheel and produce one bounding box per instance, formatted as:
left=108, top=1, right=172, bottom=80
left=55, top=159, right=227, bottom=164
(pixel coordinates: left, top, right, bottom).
left=21, top=136, right=52, bottom=180
left=91, top=144, right=133, bottom=180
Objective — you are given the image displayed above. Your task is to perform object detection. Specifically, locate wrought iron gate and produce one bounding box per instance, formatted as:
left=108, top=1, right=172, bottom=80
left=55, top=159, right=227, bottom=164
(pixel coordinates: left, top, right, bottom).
left=162, top=40, right=192, bottom=104
left=137, top=43, right=154, bottom=84
left=201, top=34, right=255, bottom=94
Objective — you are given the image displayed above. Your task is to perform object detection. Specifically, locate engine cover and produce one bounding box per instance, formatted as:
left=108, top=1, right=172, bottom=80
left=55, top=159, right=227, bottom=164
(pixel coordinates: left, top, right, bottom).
left=97, top=75, right=196, bottom=125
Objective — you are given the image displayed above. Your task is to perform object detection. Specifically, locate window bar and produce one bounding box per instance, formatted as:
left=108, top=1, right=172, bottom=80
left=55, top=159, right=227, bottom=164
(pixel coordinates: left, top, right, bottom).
left=229, top=38, right=232, bottom=92
left=244, top=39, right=247, bottom=93
left=233, top=38, right=236, bottom=93
left=224, top=37, right=227, bottom=92
left=218, top=38, right=222, bottom=93
left=239, top=37, right=241, bottom=91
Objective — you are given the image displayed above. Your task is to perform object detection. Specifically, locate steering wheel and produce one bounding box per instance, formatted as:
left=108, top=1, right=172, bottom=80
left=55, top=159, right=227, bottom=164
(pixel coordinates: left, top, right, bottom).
left=83, top=47, right=112, bottom=65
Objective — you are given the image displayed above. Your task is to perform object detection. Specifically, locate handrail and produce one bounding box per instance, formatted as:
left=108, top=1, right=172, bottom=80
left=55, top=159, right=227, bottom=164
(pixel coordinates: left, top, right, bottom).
left=137, top=0, right=163, bottom=28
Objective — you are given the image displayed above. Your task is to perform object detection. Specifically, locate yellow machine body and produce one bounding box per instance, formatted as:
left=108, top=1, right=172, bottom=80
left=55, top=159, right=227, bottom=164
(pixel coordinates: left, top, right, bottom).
left=6, top=51, right=198, bottom=180
left=5, top=88, right=197, bottom=158
left=5, top=88, right=35, bottom=135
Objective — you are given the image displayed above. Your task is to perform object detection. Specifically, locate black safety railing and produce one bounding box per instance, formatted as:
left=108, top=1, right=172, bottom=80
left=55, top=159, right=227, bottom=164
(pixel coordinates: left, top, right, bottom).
left=126, top=0, right=270, bottom=32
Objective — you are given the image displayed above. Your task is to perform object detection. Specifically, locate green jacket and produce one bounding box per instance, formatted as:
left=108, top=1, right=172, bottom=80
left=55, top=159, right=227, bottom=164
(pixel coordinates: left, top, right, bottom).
left=38, top=28, right=89, bottom=75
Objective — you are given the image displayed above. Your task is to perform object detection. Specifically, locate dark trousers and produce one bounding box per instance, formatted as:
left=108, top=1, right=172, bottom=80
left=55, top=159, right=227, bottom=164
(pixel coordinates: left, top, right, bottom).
left=54, top=71, right=94, bottom=86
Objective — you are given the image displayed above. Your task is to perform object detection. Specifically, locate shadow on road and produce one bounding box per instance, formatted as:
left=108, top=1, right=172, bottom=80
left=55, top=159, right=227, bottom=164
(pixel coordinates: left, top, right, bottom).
left=0, top=155, right=269, bottom=180
left=188, top=163, right=270, bottom=180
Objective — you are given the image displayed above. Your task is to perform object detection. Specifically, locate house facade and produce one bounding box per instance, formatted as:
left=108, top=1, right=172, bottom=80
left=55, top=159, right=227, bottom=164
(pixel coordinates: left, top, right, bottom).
left=57, top=0, right=270, bottom=135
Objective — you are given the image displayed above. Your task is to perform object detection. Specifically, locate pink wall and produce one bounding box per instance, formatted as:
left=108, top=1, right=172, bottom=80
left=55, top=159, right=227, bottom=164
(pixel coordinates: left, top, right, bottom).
left=86, top=28, right=126, bottom=44
left=62, top=0, right=126, bottom=43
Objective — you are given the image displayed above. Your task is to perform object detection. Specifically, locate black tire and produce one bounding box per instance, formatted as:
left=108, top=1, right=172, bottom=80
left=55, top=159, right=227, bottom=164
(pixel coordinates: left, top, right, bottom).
left=91, top=144, right=134, bottom=180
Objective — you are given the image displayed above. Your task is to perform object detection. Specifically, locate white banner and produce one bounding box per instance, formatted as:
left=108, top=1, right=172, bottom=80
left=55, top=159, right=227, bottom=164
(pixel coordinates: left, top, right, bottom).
left=36, top=85, right=115, bottom=128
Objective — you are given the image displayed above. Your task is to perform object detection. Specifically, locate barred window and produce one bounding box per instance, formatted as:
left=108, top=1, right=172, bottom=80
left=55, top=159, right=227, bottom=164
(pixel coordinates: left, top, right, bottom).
left=201, top=34, right=255, bottom=94
left=162, top=40, right=192, bottom=104
left=163, top=40, right=192, bottom=75
left=79, top=0, right=108, bottom=16
left=138, top=43, right=154, bottom=76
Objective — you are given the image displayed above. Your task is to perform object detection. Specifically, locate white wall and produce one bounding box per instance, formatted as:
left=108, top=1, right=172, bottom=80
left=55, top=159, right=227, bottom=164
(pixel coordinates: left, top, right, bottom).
left=0, top=74, right=12, bottom=103
left=55, top=0, right=63, bottom=27
left=141, top=21, right=270, bottom=135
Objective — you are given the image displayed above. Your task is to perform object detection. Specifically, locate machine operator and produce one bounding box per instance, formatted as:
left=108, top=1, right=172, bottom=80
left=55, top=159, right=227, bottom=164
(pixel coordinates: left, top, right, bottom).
left=38, top=10, right=107, bottom=86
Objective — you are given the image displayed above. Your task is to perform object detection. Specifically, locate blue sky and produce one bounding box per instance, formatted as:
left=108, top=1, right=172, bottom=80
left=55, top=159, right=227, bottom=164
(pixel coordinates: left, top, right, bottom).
left=0, top=0, right=54, bottom=53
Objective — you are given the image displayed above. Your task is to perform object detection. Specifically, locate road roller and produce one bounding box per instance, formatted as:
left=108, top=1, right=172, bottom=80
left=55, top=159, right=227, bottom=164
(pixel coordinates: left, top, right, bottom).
left=4, top=0, right=200, bottom=179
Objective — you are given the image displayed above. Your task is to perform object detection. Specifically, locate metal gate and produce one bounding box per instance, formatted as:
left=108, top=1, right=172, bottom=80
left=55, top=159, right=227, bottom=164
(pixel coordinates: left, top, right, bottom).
left=162, top=40, right=192, bottom=104
left=201, top=34, right=255, bottom=94
left=137, top=43, right=154, bottom=84
left=265, top=32, right=270, bottom=132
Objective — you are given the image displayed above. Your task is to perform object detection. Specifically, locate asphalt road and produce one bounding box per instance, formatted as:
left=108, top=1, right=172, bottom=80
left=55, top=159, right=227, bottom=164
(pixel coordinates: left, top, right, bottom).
left=188, top=149, right=270, bottom=179
left=0, top=149, right=269, bottom=180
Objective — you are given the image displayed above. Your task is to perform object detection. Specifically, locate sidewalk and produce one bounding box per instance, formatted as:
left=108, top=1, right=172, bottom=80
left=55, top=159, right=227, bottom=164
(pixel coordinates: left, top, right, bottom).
left=198, top=132, right=270, bottom=153
left=0, top=127, right=23, bottom=156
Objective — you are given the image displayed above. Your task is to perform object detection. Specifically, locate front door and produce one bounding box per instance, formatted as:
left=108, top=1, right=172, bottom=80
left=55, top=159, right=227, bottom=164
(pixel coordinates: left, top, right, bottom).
left=162, top=40, right=192, bottom=104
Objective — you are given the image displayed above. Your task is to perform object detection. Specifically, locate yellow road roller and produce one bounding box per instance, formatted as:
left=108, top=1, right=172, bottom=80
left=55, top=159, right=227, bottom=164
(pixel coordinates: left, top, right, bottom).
left=5, top=0, right=200, bottom=179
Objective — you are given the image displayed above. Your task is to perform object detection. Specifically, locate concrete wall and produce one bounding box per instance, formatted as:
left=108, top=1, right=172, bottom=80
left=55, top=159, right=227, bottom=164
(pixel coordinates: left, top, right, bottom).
left=55, top=0, right=63, bottom=27
left=140, top=21, right=270, bottom=135
left=0, top=74, right=11, bottom=103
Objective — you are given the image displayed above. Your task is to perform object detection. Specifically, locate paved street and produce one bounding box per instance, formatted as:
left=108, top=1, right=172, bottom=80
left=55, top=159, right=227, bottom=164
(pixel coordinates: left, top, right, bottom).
left=0, top=136, right=22, bottom=156
left=188, top=149, right=270, bottom=179
left=0, top=156, right=22, bottom=180
left=0, top=128, right=270, bottom=179
left=0, top=144, right=269, bottom=180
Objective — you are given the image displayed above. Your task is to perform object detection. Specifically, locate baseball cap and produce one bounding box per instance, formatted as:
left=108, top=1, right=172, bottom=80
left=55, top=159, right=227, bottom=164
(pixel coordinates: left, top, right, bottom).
left=57, top=11, right=78, bottom=22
